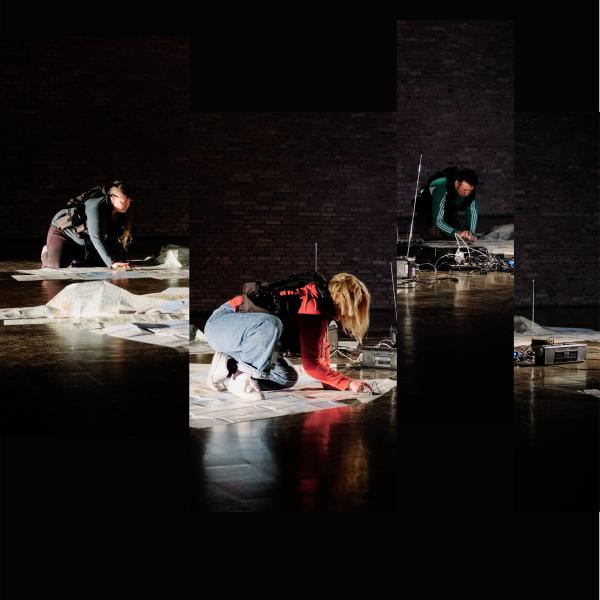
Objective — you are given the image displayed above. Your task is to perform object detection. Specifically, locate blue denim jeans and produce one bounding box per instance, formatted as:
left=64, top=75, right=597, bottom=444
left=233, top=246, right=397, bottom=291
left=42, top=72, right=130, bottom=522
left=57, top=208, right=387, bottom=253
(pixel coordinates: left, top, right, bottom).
left=204, top=302, right=298, bottom=390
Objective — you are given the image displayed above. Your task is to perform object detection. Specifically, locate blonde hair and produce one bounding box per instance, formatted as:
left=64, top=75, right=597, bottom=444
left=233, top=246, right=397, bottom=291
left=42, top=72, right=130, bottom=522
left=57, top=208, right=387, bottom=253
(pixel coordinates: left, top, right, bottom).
left=328, top=273, right=371, bottom=343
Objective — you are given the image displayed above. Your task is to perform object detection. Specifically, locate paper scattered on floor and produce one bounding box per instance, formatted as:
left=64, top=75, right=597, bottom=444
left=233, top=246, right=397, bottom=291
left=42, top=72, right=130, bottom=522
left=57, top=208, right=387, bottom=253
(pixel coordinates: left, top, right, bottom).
left=12, top=265, right=188, bottom=281
left=155, top=245, right=189, bottom=268
left=188, top=327, right=219, bottom=355
left=474, top=239, right=514, bottom=256
left=514, top=315, right=600, bottom=347
left=416, top=224, right=514, bottom=257
left=477, top=224, right=514, bottom=255
left=3, top=313, right=185, bottom=328
left=91, top=320, right=189, bottom=348
left=189, top=362, right=396, bottom=429
left=417, top=239, right=514, bottom=256
left=480, top=223, right=514, bottom=241
left=1, top=281, right=188, bottom=327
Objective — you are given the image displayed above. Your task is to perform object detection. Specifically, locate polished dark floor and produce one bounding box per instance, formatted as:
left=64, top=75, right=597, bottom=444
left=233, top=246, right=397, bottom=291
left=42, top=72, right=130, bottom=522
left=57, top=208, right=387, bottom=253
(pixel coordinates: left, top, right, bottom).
left=190, top=349, right=397, bottom=512
left=397, top=271, right=514, bottom=420
left=397, top=271, right=599, bottom=510
left=515, top=347, right=600, bottom=511
left=0, top=242, right=193, bottom=510
left=395, top=271, right=515, bottom=509
left=0, top=258, right=189, bottom=435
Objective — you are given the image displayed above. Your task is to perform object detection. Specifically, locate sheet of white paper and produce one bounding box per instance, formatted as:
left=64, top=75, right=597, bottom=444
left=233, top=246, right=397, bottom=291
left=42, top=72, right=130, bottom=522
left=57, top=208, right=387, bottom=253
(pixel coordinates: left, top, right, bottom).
left=155, top=245, right=189, bottom=267
left=70, top=270, right=152, bottom=280
left=189, top=341, right=214, bottom=355
left=12, top=266, right=189, bottom=281
left=2, top=282, right=189, bottom=327
left=475, top=240, right=514, bottom=256
left=189, top=362, right=396, bottom=429
left=0, top=306, right=50, bottom=320
left=4, top=313, right=186, bottom=328
left=514, top=315, right=600, bottom=347
left=418, top=240, right=514, bottom=256
left=91, top=320, right=190, bottom=348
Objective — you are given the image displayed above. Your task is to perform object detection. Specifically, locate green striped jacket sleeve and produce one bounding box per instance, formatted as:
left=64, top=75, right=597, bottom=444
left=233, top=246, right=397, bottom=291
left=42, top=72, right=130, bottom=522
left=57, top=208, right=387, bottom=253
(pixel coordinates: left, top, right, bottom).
left=431, top=184, right=458, bottom=235
left=466, top=194, right=479, bottom=234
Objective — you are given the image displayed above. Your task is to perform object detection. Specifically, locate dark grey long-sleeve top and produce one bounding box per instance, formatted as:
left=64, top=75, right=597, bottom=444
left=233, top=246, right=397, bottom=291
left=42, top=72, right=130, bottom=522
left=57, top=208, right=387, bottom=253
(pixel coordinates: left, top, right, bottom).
left=51, top=195, right=125, bottom=268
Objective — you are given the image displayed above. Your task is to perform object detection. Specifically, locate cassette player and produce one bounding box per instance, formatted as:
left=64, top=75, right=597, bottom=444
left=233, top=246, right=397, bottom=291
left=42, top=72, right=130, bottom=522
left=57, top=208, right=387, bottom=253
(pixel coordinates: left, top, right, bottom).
left=358, top=344, right=397, bottom=370
left=533, top=343, right=587, bottom=366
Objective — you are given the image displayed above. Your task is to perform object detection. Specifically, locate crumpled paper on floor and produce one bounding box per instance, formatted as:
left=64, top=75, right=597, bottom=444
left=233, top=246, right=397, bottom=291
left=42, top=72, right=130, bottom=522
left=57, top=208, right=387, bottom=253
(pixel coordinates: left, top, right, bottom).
left=188, top=327, right=217, bottom=355
left=479, top=223, right=514, bottom=241
left=1, top=281, right=189, bottom=324
left=514, top=315, right=600, bottom=347
left=155, top=244, right=189, bottom=268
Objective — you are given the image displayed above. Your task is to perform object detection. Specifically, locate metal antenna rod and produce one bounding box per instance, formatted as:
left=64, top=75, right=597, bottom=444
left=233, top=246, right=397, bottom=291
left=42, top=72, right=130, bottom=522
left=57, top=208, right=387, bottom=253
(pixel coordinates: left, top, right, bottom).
left=390, top=260, right=398, bottom=322
left=532, top=279, right=535, bottom=335
left=406, top=154, right=423, bottom=259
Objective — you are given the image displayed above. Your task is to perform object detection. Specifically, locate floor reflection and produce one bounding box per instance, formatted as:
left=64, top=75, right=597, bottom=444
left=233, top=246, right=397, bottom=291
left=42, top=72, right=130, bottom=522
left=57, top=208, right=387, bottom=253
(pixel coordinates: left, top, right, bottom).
left=515, top=347, right=600, bottom=510
left=191, top=380, right=397, bottom=511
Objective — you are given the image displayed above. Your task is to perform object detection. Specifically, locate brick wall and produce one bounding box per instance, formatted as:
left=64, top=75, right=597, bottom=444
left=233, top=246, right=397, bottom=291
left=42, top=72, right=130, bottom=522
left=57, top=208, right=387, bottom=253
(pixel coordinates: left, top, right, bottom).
left=515, top=113, right=599, bottom=310
left=191, top=113, right=397, bottom=317
left=397, top=20, right=514, bottom=228
left=1, top=36, right=190, bottom=244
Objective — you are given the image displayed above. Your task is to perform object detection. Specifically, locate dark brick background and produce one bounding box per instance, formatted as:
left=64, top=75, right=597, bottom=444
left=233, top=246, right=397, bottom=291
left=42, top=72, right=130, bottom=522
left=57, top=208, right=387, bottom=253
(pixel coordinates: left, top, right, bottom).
left=1, top=36, right=190, bottom=249
left=397, top=20, right=514, bottom=234
left=515, top=112, right=599, bottom=318
left=191, top=113, right=397, bottom=324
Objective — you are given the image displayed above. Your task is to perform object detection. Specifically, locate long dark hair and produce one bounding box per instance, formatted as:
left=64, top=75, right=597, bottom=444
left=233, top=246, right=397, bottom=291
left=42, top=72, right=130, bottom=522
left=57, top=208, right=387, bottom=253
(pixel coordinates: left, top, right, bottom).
left=104, top=179, right=133, bottom=249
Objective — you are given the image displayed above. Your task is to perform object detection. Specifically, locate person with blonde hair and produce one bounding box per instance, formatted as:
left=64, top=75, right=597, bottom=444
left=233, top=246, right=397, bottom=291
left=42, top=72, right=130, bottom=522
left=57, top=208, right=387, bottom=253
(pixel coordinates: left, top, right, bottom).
left=204, top=271, right=372, bottom=401
left=41, top=180, right=133, bottom=269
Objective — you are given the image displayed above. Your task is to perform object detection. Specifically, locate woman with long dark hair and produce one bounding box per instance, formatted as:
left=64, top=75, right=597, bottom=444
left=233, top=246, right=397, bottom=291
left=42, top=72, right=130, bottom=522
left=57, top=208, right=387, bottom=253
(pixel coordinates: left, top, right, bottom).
left=41, top=180, right=133, bottom=269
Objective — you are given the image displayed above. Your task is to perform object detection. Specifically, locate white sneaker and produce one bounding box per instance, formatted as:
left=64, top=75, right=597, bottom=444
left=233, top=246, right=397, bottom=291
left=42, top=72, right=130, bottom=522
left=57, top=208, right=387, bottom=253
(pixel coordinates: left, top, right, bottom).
left=226, top=371, right=263, bottom=401
left=207, top=352, right=230, bottom=392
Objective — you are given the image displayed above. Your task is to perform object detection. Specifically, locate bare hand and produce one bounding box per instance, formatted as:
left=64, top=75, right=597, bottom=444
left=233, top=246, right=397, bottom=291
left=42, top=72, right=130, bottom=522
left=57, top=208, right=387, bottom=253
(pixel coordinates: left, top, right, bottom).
left=111, top=262, right=130, bottom=270
left=349, top=379, right=372, bottom=394
left=458, top=230, right=477, bottom=242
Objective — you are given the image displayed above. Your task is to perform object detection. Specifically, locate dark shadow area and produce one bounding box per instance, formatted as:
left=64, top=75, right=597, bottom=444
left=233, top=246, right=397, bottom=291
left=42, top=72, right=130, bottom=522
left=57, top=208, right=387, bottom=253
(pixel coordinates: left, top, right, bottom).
left=515, top=112, right=599, bottom=511
left=515, top=353, right=600, bottom=511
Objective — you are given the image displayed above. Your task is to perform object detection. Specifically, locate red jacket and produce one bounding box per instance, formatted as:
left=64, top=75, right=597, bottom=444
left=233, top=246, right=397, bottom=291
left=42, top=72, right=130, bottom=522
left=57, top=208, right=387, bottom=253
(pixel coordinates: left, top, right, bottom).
left=228, top=283, right=351, bottom=390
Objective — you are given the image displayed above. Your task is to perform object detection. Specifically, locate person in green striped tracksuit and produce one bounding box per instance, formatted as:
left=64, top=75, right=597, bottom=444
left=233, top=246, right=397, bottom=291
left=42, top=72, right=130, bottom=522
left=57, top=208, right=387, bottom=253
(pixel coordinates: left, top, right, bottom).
left=428, top=168, right=479, bottom=241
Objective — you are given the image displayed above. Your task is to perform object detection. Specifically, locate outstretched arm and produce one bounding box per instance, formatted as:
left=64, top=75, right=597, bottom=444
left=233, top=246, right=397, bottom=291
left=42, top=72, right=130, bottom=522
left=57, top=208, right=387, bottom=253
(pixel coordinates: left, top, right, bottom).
left=298, top=315, right=352, bottom=390
left=466, top=194, right=479, bottom=235
left=298, top=316, right=371, bottom=393
left=85, top=201, right=116, bottom=268
left=432, top=187, right=459, bottom=236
